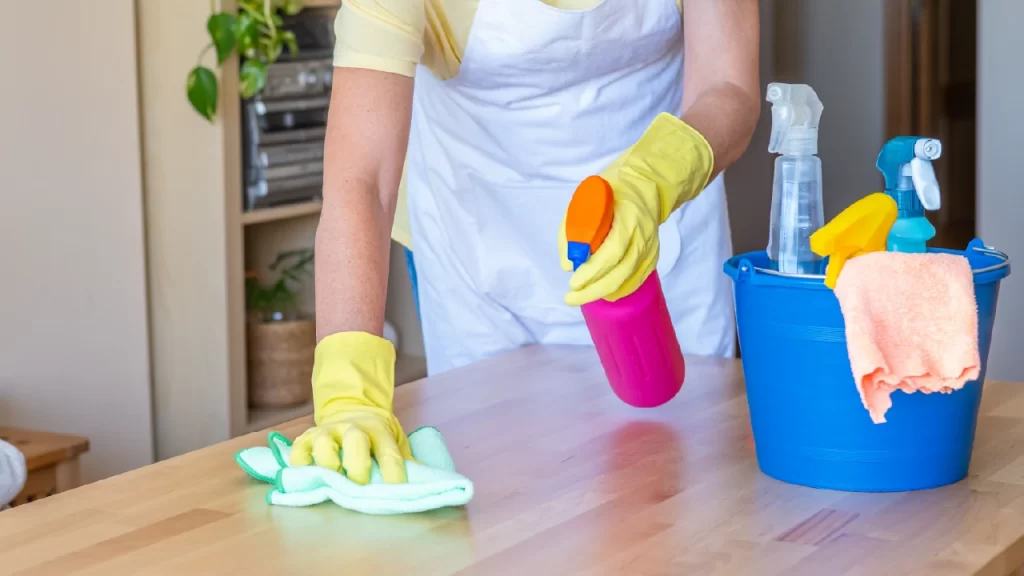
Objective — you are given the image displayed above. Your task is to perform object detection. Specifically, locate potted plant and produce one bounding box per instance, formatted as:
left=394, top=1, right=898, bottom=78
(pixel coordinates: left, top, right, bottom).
left=187, top=0, right=303, bottom=121
left=245, top=248, right=315, bottom=408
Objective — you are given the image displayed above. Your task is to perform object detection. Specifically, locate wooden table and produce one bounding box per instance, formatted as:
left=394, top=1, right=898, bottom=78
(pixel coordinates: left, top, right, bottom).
left=2, top=346, right=1024, bottom=575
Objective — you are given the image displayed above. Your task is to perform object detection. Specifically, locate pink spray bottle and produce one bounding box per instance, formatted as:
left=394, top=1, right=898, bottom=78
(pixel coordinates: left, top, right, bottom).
left=565, top=176, right=686, bottom=407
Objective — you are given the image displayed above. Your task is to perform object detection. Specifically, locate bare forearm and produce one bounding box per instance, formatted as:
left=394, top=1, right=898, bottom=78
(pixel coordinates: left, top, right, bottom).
left=681, top=0, right=761, bottom=179
left=682, top=82, right=760, bottom=178
left=314, top=68, right=413, bottom=342
left=314, top=184, right=393, bottom=341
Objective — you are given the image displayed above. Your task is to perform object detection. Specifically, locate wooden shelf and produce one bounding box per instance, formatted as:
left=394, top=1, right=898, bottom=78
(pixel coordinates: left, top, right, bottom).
left=241, top=201, right=322, bottom=226
left=246, top=401, right=313, bottom=434
left=244, top=355, right=427, bottom=434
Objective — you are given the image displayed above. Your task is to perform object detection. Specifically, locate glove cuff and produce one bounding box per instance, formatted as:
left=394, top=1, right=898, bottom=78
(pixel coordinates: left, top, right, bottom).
left=312, top=331, right=397, bottom=425
left=603, top=112, right=715, bottom=222
left=659, top=112, right=715, bottom=196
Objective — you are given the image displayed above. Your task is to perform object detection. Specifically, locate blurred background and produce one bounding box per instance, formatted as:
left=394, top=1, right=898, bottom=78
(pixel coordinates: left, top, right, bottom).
left=0, top=0, right=1020, bottom=490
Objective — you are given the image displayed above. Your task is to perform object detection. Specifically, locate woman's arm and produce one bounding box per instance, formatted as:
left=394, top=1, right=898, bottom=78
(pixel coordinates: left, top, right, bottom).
left=681, top=0, right=761, bottom=178
left=315, top=68, right=414, bottom=341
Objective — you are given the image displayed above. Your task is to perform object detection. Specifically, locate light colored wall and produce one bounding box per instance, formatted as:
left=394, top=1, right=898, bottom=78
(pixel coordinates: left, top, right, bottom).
left=137, top=0, right=243, bottom=459
left=0, top=0, right=154, bottom=481
left=797, top=0, right=886, bottom=219
left=978, top=0, right=1024, bottom=381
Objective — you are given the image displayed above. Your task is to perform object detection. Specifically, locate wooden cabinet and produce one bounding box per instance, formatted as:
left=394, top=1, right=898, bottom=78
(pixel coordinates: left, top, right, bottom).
left=0, top=428, right=89, bottom=507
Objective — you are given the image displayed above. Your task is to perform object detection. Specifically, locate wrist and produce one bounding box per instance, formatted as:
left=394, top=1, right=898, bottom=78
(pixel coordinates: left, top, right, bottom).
left=312, top=331, right=397, bottom=424
left=602, top=113, right=715, bottom=222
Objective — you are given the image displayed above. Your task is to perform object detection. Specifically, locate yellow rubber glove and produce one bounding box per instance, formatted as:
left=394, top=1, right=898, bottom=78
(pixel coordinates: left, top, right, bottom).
left=288, top=331, right=413, bottom=484
left=559, top=112, right=715, bottom=306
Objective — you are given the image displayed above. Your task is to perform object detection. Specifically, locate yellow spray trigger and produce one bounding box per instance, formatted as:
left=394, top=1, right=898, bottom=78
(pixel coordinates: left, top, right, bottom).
left=810, top=193, right=898, bottom=289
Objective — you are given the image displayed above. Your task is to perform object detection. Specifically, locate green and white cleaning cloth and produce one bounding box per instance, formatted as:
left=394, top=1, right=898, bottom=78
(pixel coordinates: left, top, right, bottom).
left=234, top=427, right=473, bottom=515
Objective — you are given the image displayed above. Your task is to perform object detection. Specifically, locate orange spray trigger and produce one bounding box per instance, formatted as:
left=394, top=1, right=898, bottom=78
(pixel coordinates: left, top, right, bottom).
left=565, top=175, right=614, bottom=270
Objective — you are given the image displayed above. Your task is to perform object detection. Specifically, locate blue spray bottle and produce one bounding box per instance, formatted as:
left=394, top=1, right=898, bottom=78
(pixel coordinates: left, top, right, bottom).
left=875, top=137, right=942, bottom=253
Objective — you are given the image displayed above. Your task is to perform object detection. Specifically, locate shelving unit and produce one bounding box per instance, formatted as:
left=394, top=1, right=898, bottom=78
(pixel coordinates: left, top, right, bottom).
left=137, top=0, right=425, bottom=461
left=241, top=201, right=322, bottom=226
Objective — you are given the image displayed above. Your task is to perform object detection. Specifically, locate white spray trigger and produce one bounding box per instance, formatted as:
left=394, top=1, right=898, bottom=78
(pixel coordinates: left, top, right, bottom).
left=910, top=157, right=941, bottom=211
left=766, top=83, right=822, bottom=155
left=768, top=103, right=790, bottom=153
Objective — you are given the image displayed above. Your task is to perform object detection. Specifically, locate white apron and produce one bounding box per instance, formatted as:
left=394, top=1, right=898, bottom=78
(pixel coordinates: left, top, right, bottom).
left=405, top=0, right=736, bottom=375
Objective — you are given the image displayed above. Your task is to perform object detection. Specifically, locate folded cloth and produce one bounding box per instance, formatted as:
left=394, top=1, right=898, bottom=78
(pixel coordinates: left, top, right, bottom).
left=834, top=251, right=980, bottom=424
left=0, top=438, right=27, bottom=510
left=235, top=427, right=473, bottom=515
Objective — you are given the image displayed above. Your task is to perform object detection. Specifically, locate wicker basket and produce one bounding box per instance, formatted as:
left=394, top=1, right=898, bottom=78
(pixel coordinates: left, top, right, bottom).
left=247, top=319, right=315, bottom=408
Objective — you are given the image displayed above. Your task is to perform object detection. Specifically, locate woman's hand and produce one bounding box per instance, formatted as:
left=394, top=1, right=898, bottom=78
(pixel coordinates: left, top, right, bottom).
left=560, top=113, right=714, bottom=306
left=288, top=332, right=413, bottom=484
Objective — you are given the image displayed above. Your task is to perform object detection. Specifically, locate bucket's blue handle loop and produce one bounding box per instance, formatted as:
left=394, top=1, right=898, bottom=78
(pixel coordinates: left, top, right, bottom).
left=965, top=237, right=1010, bottom=276
left=736, top=258, right=757, bottom=284
left=724, top=258, right=758, bottom=283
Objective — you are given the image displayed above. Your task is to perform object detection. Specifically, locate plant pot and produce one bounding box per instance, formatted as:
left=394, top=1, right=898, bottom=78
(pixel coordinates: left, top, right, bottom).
left=247, top=319, right=315, bottom=409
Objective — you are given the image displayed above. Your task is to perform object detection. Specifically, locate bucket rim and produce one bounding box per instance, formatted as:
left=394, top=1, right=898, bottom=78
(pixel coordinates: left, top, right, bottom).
left=726, top=241, right=1009, bottom=280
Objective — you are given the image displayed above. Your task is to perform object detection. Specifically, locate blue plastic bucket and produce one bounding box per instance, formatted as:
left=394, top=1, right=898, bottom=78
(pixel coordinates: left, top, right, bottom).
left=723, top=239, right=1010, bottom=492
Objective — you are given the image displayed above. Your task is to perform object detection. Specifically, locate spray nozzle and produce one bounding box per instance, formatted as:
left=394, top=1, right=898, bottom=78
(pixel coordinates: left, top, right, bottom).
left=876, top=136, right=942, bottom=212
left=766, top=83, right=823, bottom=155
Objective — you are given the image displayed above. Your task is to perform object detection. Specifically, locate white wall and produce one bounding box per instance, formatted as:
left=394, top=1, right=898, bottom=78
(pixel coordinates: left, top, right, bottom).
left=0, top=1, right=154, bottom=481
left=978, top=0, right=1024, bottom=381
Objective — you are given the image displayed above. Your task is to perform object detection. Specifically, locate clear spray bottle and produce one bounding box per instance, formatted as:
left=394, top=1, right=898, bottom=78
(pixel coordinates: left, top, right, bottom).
left=766, top=83, right=825, bottom=274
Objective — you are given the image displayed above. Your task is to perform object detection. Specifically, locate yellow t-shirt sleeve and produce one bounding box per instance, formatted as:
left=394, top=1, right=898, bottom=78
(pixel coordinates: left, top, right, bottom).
left=333, top=0, right=428, bottom=77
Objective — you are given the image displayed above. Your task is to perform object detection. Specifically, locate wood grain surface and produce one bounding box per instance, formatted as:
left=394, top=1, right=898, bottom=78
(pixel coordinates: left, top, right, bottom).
left=2, top=346, right=1024, bottom=575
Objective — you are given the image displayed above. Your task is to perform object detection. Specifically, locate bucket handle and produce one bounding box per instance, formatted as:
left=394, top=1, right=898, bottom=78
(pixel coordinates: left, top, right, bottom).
left=734, top=258, right=757, bottom=283
left=966, top=238, right=1010, bottom=275
left=744, top=240, right=1008, bottom=279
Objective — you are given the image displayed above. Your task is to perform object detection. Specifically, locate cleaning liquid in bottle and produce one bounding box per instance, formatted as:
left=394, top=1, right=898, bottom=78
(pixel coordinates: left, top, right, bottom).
left=875, top=136, right=942, bottom=253
left=565, top=176, right=685, bottom=408
left=766, top=83, right=825, bottom=274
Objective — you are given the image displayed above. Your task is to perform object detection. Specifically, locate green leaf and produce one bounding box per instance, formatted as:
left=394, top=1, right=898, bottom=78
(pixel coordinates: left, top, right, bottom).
left=238, top=1, right=263, bottom=21
left=234, top=12, right=258, bottom=55
left=269, top=35, right=285, bottom=62
left=207, top=12, right=237, bottom=64
left=255, top=34, right=284, bottom=64
left=239, top=59, right=267, bottom=99
left=258, top=35, right=274, bottom=54
left=186, top=66, right=218, bottom=121
left=281, top=30, right=299, bottom=56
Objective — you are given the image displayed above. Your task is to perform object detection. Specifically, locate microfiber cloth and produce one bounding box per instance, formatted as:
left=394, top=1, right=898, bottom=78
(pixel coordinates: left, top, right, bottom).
left=234, top=427, right=473, bottom=515
left=834, top=251, right=980, bottom=424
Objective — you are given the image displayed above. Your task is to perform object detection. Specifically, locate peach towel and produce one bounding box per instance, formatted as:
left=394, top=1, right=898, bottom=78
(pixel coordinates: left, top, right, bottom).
left=834, top=251, right=980, bottom=423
